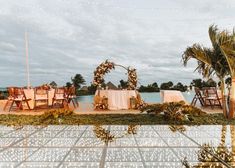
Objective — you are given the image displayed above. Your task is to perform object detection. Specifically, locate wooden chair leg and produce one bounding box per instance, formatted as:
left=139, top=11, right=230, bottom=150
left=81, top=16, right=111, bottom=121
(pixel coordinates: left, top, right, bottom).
left=191, top=96, right=196, bottom=106
left=19, top=101, right=23, bottom=110
left=75, top=99, right=79, bottom=107
left=34, top=100, right=37, bottom=109
left=52, top=99, right=55, bottom=107
left=3, top=100, right=10, bottom=111
left=208, top=100, right=213, bottom=109
left=9, top=101, right=14, bottom=112
left=25, top=100, right=31, bottom=110
left=63, top=99, right=68, bottom=108
left=194, top=98, right=197, bottom=106
left=62, top=99, right=65, bottom=108
left=72, top=99, right=76, bottom=108
left=218, top=100, right=223, bottom=109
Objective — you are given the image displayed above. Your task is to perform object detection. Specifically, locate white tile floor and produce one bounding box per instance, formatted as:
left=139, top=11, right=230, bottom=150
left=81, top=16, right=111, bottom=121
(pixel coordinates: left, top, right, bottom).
left=0, top=125, right=234, bottom=167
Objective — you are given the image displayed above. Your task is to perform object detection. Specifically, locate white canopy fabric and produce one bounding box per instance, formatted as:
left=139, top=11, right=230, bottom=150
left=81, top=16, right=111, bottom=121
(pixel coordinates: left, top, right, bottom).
left=160, top=90, right=187, bottom=103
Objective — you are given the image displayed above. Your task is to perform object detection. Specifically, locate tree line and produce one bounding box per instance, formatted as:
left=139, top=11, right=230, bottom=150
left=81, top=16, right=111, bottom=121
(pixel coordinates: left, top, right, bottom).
left=48, top=73, right=222, bottom=95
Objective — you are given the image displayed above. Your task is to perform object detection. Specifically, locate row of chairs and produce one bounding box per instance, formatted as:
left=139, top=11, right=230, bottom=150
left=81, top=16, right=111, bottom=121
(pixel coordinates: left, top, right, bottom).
left=3, top=86, right=79, bottom=112
left=191, top=87, right=222, bottom=109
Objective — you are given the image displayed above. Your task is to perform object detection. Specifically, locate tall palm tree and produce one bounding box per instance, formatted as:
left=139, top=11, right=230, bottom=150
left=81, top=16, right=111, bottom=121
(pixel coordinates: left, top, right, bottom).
left=182, top=25, right=229, bottom=117
left=217, top=30, right=235, bottom=118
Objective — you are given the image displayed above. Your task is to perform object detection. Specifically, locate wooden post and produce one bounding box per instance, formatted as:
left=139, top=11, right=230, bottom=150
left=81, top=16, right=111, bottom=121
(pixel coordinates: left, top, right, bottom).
left=25, top=32, right=30, bottom=88
left=229, top=77, right=235, bottom=118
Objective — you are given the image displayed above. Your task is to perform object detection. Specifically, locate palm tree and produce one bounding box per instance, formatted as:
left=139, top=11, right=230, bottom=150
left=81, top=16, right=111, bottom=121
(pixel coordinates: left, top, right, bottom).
left=217, top=30, right=235, bottom=118
left=71, top=74, right=86, bottom=90
left=182, top=25, right=230, bottom=117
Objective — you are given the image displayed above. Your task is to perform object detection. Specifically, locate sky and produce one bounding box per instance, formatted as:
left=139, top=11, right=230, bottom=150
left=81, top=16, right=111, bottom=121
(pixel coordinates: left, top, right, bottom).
left=0, top=0, right=235, bottom=87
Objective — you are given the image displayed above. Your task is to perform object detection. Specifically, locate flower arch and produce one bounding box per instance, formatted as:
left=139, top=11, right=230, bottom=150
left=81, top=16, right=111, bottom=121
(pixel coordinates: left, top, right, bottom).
left=93, top=60, right=137, bottom=90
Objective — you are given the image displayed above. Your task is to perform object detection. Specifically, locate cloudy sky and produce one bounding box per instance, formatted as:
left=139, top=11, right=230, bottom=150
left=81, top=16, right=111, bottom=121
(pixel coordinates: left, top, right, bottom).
left=0, top=0, right=235, bottom=87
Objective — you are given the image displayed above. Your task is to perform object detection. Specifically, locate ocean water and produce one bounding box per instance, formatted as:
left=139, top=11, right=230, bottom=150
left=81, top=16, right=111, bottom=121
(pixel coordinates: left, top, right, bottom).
left=0, top=88, right=7, bottom=92
left=77, top=91, right=195, bottom=103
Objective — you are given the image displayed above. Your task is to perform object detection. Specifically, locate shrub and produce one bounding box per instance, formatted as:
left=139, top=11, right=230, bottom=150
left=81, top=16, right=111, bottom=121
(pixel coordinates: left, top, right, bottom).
left=141, top=101, right=206, bottom=121
left=162, top=101, right=186, bottom=121
left=41, top=109, right=73, bottom=121
left=181, top=105, right=206, bottom=116
left=140, top=103, right=164, bottom=114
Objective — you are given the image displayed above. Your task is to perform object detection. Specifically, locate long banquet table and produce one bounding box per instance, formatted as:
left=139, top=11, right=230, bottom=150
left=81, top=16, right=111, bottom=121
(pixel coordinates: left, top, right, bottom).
left=23, top=89, right=55, bottom=109
left=95, top=90, right=138, bottom=110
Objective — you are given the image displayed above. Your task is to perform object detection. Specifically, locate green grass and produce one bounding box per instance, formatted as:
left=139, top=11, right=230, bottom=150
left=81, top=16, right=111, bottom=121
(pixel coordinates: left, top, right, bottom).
left=0, top=113, right=234, bottom=126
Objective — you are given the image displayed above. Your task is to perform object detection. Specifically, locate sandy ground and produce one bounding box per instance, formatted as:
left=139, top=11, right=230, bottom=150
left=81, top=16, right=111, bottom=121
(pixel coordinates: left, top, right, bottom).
left=0, top=100, right=223, bottom=115
left=0, top=100, right=140, bottom=115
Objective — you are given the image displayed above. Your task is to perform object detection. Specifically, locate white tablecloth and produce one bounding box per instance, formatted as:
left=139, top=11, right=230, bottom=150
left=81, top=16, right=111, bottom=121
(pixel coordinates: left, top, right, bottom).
left=95, top=90, right=138, bottom=110
left=24, top=89, right=55, bottom=109
left=160, top=90, right=186, bottom=103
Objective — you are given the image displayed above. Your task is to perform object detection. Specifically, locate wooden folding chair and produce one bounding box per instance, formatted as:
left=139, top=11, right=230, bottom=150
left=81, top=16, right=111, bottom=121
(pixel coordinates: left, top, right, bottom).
left=4, top=87, right=31, bottom=112
left=34, top=86, right=49, bottom=109
left=66, top=86, right=79, bottom=108
left=204, top=87, right=222, bottom=109
left=52, top=87, right=66, bottom=108
left=191, top=87, right=206, bottom=106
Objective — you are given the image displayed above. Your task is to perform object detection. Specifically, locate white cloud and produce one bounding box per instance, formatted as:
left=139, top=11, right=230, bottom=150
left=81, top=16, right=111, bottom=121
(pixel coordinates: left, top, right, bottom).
left=0, top=0, right=234, bottom=86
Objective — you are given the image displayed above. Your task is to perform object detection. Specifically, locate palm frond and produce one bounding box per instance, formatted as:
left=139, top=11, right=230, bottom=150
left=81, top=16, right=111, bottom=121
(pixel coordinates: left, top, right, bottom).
left=182, top=44, right=212, bottom=66
left=218, top=30, right=235, bottom=75
left=209, top=25, right=219, bottom=49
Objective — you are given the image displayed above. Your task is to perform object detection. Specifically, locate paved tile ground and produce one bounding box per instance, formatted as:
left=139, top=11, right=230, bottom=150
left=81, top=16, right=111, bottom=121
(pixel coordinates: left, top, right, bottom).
left=0, top=125, right=234, bottom=168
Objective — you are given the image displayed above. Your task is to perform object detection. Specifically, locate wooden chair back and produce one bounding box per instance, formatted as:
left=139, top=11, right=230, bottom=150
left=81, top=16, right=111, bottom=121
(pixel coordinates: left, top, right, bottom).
left=54, top=87, right=66, bottom=99
left=14, top=87, right=24, bottom=95
left=203, top=87, right=217, bottom=97
left=55, top=87, right=65, bottom=94
left=35, top=86, right=48, bottom=95
left=7, top=87, right=15, bottom=98
left=195, top=87, right=204, bottom=96
left=191, top=87, right=205, bottom=106
left=67, top=86, right=76, bottom=97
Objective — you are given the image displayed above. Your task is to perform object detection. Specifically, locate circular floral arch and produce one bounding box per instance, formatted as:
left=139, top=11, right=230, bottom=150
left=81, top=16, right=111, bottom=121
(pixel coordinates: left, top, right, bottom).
left=93, top=60, right=137, bottom=90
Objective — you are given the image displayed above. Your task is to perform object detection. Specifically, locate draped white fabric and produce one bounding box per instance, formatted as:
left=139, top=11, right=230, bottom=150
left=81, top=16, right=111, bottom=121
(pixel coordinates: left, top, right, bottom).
left=160, top=90, right=186, bottom=103
left=23, top=89, right=55, bottom=109
left=95, top=90, right=138, bottom=110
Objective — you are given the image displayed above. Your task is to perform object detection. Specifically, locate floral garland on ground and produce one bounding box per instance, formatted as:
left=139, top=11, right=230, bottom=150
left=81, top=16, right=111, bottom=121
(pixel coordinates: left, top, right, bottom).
left=93, top=125, right=139, bottom=144
left=93, top=60, right=137, bottom=90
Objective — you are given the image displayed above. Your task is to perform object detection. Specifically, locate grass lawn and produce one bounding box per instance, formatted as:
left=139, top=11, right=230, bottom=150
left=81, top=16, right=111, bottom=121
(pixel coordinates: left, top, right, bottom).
left=0, top=113, right=234, bottom=126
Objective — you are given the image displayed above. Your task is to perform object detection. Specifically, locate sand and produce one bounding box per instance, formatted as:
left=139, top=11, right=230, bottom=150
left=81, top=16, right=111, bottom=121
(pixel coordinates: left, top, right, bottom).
left=0, top=100, right=222, bottom=115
